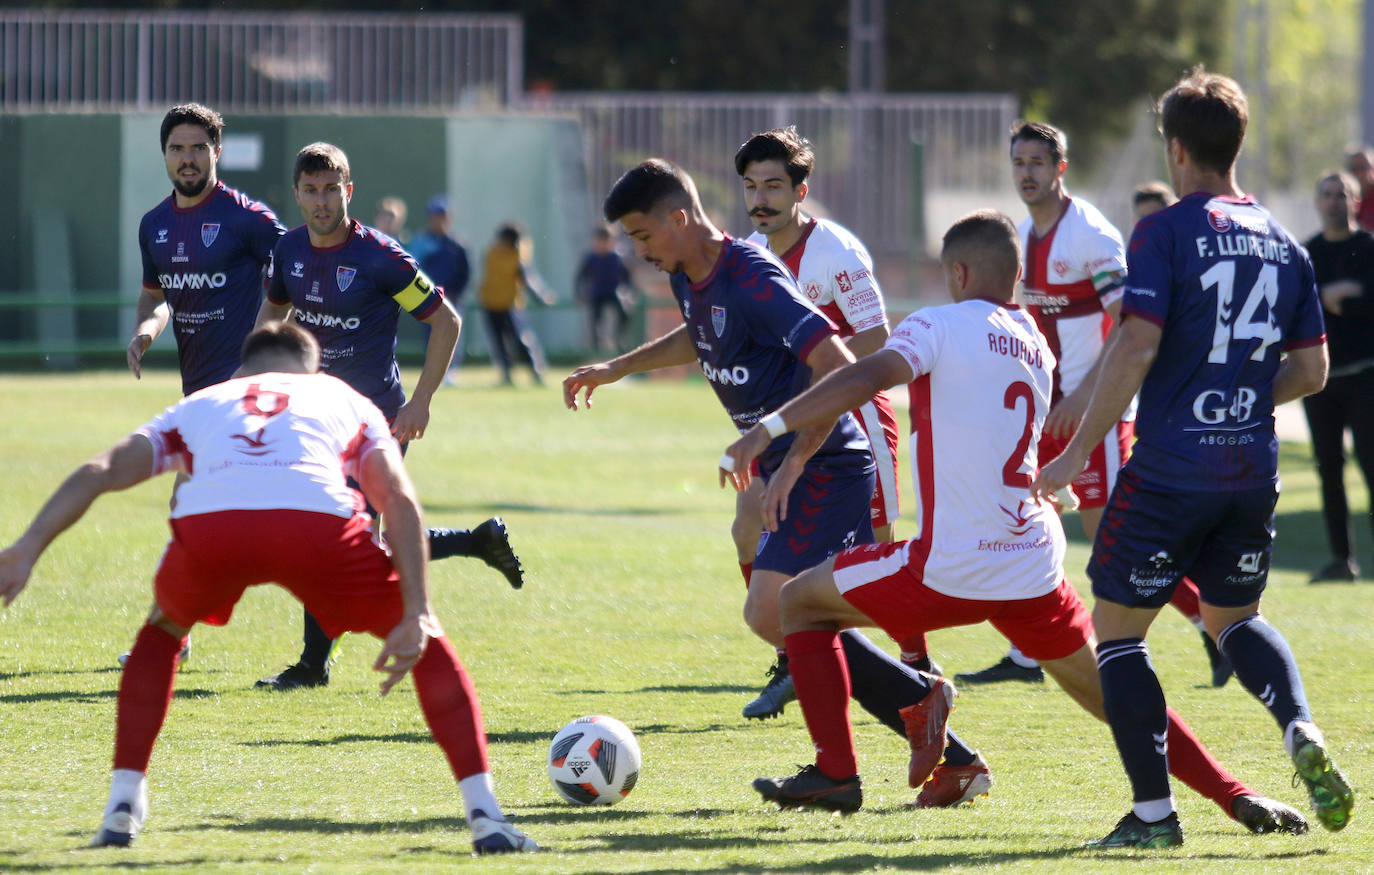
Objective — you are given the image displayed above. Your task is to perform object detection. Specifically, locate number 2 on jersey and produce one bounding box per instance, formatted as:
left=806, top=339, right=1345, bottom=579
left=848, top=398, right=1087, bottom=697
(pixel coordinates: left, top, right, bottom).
left=1203, top=260, right=1281, bottom=364
left=1002, top=381, right=1035, bottom=488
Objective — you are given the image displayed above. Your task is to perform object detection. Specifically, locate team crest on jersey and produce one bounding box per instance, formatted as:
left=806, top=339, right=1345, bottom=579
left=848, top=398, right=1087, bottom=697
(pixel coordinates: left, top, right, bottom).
left=336, top=266, right=357, bottom=292
left=711, top=305, right=727, bottom=337
left=1207, top=208, right=1232, bottom=233
left=1052, top=259, right=1070, bottom=276
left=201, top=223, right=221, bottom=247
left=803, top=280, right=822, bottom=300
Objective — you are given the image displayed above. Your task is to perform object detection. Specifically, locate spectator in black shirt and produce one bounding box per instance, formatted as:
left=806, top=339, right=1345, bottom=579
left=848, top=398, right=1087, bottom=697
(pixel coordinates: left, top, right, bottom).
left=1303, top=169, right=1374, bottom=581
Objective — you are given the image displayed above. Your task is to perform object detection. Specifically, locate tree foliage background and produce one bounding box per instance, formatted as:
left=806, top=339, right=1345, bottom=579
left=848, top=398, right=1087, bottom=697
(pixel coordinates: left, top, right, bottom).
left=26, top=0, right=1365, bottom=180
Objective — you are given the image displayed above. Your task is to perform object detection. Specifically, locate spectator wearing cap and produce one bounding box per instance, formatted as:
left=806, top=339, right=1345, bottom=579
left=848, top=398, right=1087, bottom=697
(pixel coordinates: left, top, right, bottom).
left=409, top=195, right=471, bottom=384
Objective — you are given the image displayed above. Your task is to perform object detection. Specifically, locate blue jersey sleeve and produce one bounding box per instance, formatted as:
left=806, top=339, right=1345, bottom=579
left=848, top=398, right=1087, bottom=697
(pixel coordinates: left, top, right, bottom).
left=1121, top=213, right=1173, bottom=327
left=243, top=201, right=287, bottom=267
left=267, top=239, right=291, bottom=305
left=373, top=237, right=444, bottom=319
left=139, top=214, right=160, bottom=290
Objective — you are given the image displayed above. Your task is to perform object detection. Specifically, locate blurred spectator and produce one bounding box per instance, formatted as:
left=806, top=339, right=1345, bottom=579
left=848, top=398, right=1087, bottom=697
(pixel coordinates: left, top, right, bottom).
left=478, top=223, right=555, bottom=386
left=410, top=195, right=471, bottom=384
left=1303, top=169, right=1374, bottom=582
left=374, top=196, right=409, bottom=244
left=1131, top=180, right=1177, bottom=223
left=1343, top=146, right=1374, bottom=231
left=576, top=225, right=638, bottom=352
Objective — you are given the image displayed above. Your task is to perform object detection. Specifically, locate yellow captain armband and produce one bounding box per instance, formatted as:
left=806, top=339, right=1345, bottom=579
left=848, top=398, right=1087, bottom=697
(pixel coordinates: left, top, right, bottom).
left=393, top=269, right=438, bottom=312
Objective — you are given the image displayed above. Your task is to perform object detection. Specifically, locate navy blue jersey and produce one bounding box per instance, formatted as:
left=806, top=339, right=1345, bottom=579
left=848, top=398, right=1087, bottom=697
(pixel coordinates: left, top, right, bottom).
left=268, top=219, right=445, bottom=419
left=139, top=181, right=286, bottom=395
left=1122, top=192, right=1326, bottom=490
left=670, top=236, right=872, bottom=477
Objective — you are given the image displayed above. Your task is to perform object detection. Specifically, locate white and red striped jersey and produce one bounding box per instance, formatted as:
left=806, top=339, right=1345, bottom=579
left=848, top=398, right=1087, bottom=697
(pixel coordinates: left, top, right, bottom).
left=882, top=299, right=1066, bottom=600
left=137, top=371, right=397, bottom=520
left=748, top=217, right=900, bottom=524
left=1018, top=197, right=1128, bottom=400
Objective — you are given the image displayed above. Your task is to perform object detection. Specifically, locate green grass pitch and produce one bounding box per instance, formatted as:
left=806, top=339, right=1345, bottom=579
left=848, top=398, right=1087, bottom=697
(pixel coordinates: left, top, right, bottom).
left=0, top=367, right=1370, bottom=873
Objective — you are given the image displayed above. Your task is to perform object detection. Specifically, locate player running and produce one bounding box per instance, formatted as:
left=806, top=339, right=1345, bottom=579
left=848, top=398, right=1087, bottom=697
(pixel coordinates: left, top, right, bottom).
left=1035, top=69, right=1352, bottom=848
left=725, top=210, right=1307, bottom=835
left=565, top=158, right=980, bottom=804
left=731, top=127, right=932, bottom=722
left=0, top=323, right=536, bottom=854
left=958, top=121, right=1229, bottom=688
left=253, top=142, right=522, bottom=690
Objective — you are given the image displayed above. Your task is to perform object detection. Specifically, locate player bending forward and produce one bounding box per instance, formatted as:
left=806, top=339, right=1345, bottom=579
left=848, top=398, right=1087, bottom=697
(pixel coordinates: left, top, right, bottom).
left=722, top=211, right=1306, bottom=839
left=0, top=323, right=536, bottom=855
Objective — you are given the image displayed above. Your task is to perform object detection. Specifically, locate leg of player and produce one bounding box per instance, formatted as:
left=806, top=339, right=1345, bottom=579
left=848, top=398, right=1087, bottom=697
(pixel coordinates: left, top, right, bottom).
left=427, top=518, right=525, bottom=589
left=410, top=634, right=537, bottom=853
left=752, top=559, right=961, bottom=812
left=1090, top=599, right=1186, bottom=848
left=93, top=611, right=191, bottom=848
left=1168, top=577, right=1233, bottom=687
left=1206, top=601, right=1354, bottom=832
left=1034, top=638, right=1306, bottom=837
left=734, top=484, right=795, bottom=720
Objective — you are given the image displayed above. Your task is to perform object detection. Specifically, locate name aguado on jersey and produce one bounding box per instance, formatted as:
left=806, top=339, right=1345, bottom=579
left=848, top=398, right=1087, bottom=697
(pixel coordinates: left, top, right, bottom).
left=267, top=221, right=444, bottom=419
left=1122, top=193, right=1325, bottom=489
left=671, top=236, right=872, bottom=477
left=882, top=300, right=1065, bottom=601
left=139, top=181, right=287, bottom=395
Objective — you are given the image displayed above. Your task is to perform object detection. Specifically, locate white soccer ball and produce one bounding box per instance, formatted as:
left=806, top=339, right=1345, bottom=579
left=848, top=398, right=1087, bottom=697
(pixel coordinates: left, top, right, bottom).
left=547, top=715, right=642, bottom=806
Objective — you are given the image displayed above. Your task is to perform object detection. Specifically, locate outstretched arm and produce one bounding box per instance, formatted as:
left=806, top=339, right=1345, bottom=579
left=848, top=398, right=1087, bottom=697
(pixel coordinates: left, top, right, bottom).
left=358, top=443, right=442, bottom=695
left=0, top=434, right=156, bottom=607
left=722, top=349, right=912, bottom=530
left=1032, top=314, right=1160, bottom=501
left=563, top=324, right=697, bottom=410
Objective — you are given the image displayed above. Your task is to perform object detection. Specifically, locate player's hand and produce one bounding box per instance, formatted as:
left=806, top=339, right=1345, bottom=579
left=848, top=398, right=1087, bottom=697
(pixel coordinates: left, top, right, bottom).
left=719, top=426, right=770, bottom=492
left=758, top=460, right=803, bottom=532
left=126, top=334, right=153, bottom=379
left=1044, top=392, right=1087, bottom=441
left=562, top=362, right=618, bottom=410
left=1320, top=280, right=1362, bottom=315
left=391, top=400, right=431, bottom=443
left=0, top=543, right=38, bottom=608
left=1030, top=448, right=1088, bottom=506
left=374, top=611, right=443, bottom=696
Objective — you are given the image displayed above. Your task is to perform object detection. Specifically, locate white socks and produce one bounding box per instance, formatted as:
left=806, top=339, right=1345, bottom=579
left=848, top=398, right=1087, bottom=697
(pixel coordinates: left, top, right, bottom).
left=459, top=772, right=501, bottom=824
left=1133, top=797, right=1175, bottom=823
left=106, top=769, right=148, bottom=822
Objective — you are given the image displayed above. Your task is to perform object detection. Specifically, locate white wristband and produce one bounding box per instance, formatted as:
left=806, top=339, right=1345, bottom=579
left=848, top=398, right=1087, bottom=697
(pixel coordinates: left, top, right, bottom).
left=761, top=412, right=787, bottom=438
left=718, top=453, right=736, bottom=473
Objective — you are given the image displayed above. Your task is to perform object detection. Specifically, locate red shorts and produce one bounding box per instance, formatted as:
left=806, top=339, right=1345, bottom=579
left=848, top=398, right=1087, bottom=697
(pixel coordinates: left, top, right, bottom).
left=155, top=509, right=402, bottom=639
left=1038, top=419, right=1133, bottom=509
left=832, top=541, right=1093, bottom=662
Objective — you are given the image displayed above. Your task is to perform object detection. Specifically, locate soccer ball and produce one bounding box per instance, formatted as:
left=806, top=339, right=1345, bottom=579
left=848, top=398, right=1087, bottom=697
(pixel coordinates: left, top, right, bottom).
left=547, top=715, right=641, bottom=806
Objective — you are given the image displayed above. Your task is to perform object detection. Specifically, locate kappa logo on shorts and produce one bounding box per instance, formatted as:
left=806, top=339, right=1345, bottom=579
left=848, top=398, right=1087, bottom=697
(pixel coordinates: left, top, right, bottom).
left=201, top=223, right=221, bottom=247
left=336, top=266, right=358, bottom=292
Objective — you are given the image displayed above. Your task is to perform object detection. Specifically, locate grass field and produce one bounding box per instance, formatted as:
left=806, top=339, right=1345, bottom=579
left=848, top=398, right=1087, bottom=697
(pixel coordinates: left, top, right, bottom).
left=0, top=366, right=1370, bottom=873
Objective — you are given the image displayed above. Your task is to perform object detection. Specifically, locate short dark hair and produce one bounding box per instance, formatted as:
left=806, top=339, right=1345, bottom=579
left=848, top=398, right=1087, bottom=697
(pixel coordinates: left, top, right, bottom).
left=293, top=142, right=351, bottom=186
left=603, top=159, right=698, bottom=222
left=941, top=210, right=1021, bottom=291
left=496, top=223, right=522, bottom=246
left=1158, top=67, right=1248, bottom=176
left=1316, top=169, right=1359, bottom=200
left=1009, top=120, right=1067, bottom=165
left=240, top=321, right=320, bottom=372
left=1132, top=180, right=1176, bottom=210
left=160, top=103, right=224, bottom=152
left=593, top=226, right=613, bottom=240
left=733, top=125, right=815, bottom=186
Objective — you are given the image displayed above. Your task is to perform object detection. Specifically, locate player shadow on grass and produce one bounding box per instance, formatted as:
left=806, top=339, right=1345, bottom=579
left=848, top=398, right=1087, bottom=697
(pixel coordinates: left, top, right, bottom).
left=559, top=683, right=758, bottom=696
left=237, top=728, right=553, bottom=747
left=0, top=687, right=217, bottom=705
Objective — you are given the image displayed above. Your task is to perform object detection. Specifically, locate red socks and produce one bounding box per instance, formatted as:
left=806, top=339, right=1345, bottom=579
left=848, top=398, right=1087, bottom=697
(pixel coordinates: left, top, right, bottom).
left=739, top=562, right=753, bottom=588
left=1165, top=706, right=1247, bottom=815
left=1170, top=577, right=1202, bottom=622
left=785, top=629, right=857, bottom=779
left=412, top=636, right=489, bottom=781
left=113, top=624, right=182, bottom=773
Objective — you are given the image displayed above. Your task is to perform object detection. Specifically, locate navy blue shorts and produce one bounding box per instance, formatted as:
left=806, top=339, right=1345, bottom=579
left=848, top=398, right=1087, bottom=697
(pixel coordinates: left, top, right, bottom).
left=754, top=466, right=876, bottom=576
left=1088, top=468, right=1277, bottom=609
